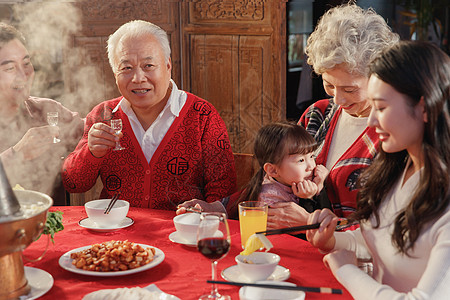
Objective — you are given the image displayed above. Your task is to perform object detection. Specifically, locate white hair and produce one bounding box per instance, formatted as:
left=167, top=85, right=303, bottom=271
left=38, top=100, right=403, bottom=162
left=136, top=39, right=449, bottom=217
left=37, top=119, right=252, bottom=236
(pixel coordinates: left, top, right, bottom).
left=107, top=20, right=171, bottom=73
left=306, top=4, right=399, bottom=76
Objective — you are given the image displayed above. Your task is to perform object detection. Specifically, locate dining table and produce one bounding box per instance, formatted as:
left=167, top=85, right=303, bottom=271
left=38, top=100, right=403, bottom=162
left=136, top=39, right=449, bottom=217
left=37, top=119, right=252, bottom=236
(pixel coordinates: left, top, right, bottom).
left=23, top=206, right=352, bottom=299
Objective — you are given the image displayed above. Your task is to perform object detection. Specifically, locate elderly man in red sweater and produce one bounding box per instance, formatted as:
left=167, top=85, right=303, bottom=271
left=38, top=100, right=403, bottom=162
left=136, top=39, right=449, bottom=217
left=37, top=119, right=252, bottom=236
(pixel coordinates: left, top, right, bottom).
left=62, top=20, right=236, bottom=210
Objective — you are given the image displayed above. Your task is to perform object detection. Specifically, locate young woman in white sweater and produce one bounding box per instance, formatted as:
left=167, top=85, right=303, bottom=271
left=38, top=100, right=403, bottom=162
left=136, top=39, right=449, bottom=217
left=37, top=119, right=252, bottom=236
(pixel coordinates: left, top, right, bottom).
left=306, top=41, right=450, bottom=299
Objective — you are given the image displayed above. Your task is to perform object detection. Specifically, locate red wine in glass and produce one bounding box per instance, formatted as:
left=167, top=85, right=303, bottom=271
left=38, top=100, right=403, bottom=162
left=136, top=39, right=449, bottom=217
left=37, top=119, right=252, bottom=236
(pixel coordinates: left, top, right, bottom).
left=197, top=213, right=231, bottom=300
left=198, top=237, right=230, bottom=260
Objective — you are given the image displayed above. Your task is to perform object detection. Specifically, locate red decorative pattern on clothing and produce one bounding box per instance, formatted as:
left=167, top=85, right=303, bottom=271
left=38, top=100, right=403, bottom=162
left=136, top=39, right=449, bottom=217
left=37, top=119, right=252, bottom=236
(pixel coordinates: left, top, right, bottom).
left=299, top=99, right=380, bottom=217
left=63, top=94, right=236, bottom=210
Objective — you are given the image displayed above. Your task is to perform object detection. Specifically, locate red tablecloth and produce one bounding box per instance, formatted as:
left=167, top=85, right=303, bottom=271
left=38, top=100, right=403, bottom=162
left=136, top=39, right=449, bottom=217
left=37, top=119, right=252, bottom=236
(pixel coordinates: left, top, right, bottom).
left=23, top=207, right=351, bottom=299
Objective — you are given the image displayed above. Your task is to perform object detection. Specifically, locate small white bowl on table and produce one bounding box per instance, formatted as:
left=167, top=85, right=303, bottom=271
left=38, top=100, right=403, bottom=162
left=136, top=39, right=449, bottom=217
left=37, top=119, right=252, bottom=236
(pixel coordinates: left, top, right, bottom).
left=173, top=213, right=201, bottom=243
left=84, top=199, right=129, bottom=228
left=235, top=252, right=280, bottom=282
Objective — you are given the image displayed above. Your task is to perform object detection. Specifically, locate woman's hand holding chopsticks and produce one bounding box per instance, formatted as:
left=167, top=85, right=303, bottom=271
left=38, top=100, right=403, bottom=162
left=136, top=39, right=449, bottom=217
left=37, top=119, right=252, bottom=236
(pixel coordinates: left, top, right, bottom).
left=255, top=217, right=350, bottom=236
left=306, top=208, right=339, bottom=252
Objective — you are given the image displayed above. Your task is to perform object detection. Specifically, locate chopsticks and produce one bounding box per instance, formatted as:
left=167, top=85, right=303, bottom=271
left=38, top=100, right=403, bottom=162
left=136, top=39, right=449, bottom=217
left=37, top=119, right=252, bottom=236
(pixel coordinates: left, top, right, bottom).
left=104, top=192, right=120, bottom=214
left=185, top=206, right=202, bottom=214
left=255, top=219, right=349, bottom=236
left=207, top=280, right=343, bottom=294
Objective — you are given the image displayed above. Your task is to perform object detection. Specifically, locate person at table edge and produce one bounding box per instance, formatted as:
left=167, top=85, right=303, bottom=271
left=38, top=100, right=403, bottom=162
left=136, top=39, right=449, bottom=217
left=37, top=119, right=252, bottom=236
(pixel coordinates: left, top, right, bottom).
left=0, top=22, right=84, bottom=205
left=62, top=20, right=236, bottom=209
left=267, top=4, right=399, bottom=229
left=306, top=40, right=450, bottom=300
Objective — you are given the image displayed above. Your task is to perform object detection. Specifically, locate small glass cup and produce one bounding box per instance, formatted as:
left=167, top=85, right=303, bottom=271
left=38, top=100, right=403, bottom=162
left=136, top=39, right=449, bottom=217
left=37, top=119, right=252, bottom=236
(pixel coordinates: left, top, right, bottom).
left=110, top=119, right=125, bottom=151
left=47, top=112, right=60, bottom=143
left=238, top=201, right=268, bottom=248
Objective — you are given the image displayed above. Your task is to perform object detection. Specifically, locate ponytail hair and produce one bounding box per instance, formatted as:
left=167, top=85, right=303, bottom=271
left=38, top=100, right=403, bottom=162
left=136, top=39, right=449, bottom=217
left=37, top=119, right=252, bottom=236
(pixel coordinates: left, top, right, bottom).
left=236, top=121, right=317, bottom=206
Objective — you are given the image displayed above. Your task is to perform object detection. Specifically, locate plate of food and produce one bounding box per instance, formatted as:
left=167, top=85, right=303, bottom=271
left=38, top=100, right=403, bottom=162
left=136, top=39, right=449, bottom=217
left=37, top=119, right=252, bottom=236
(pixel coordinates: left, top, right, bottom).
left=58, top=240, right=164, bottom=277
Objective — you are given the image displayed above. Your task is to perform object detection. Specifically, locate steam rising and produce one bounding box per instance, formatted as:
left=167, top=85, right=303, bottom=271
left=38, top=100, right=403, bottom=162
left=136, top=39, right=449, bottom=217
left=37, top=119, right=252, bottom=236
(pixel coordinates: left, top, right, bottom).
left=13, top=0, right=113, bottom=116
left=2, top=1, right=115, bottom=202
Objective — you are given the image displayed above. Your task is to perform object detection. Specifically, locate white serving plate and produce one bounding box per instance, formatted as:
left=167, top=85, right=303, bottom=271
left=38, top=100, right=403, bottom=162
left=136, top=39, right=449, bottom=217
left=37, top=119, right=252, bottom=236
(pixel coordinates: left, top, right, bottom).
left=78, top=217, right=134, bottom=232
left=58, top=243, right=164, bottom=277
left=20, top=267, right=54, bottom=300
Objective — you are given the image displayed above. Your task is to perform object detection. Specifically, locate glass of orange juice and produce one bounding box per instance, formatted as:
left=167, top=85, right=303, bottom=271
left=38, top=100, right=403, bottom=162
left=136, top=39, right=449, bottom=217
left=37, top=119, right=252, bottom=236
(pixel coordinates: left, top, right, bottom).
left=238, top=201, right=268, bottom=248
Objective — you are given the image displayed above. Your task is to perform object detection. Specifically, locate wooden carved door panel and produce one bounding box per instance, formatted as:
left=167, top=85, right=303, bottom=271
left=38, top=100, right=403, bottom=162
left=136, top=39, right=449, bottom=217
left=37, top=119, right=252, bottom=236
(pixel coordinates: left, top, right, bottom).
left=189, top=34, right=280, bottom=152
left=182, top=0, right=286, bottom=153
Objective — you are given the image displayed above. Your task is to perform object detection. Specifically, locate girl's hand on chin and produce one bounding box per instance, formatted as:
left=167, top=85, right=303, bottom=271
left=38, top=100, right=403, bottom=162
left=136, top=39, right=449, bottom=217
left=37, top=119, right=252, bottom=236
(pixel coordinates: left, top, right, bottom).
left=292, top=180, right=318, bottom=199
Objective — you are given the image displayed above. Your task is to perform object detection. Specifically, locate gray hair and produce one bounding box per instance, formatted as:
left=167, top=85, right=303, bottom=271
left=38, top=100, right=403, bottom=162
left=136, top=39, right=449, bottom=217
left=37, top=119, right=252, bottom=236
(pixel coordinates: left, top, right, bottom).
left=305, top=4, right=399, bottom=76
left=0, top=22, right=26, bottom=48
left=107, top=20, right=171, bottom=74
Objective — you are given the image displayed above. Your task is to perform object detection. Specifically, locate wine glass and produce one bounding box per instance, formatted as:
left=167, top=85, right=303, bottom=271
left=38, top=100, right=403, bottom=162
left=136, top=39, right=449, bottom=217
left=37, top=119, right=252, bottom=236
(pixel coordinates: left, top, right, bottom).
left=47, top=112, right=60, bottom=143
left=197, top=212, right=231, bottom=300
left=110, top=119, right=125, bottom=150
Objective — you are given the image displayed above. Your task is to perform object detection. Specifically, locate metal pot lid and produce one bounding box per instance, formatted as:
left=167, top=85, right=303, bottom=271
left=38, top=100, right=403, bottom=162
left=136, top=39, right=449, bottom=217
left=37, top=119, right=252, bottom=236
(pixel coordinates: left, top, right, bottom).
left=0, top=160, right=20, bottom=217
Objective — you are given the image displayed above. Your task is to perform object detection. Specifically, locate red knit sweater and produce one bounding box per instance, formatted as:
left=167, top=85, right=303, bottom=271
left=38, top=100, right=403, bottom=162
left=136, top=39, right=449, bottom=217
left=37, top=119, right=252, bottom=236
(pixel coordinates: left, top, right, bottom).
left=299, top=99, right=379, bottom=217
left=63, top=93, right=237, bottom=209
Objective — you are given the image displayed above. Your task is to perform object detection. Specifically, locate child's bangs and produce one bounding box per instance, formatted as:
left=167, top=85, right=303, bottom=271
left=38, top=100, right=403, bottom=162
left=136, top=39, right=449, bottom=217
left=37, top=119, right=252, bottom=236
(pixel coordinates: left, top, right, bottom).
left=285, top=128, right=318, bottom=156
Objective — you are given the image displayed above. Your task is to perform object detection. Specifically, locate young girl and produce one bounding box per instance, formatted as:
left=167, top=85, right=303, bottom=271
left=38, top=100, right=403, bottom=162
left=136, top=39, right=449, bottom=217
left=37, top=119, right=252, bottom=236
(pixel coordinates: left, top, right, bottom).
left=240, top=122, right=329, bottom=211
left=306, top=41, right=450, bottom=299
left=177, top=122, right=329, bottom=217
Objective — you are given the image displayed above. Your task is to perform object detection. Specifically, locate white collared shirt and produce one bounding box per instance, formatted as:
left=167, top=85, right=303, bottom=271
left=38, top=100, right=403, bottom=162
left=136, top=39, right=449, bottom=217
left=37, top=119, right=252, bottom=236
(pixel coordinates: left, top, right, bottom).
left=113, top=79, right=187, bottom=163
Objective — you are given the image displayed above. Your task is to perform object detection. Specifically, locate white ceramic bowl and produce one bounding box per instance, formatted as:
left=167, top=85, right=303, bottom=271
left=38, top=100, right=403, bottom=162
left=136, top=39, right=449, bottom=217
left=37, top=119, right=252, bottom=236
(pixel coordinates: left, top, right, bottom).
left=85, top=199, right=129, bottom=228
left=173, top=213, right=201, bottom=242
left=235, top=252, right=280, bottom=282
left=239, top=281, right=305, bottom=300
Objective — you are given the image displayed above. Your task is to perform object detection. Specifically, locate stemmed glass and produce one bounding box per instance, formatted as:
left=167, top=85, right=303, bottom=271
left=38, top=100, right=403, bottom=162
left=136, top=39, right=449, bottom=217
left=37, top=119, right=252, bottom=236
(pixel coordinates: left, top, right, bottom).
left=197, top=213, right=231, bottom=300
left=110, top=119, right=125, bottom=151
left=47, top=112, right=60, bottom=143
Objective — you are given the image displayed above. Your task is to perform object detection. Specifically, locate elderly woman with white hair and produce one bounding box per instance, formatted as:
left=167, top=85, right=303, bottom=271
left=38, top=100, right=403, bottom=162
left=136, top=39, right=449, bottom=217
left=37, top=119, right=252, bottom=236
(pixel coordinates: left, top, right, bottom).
left=267, top=4, right=399, bottom=229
